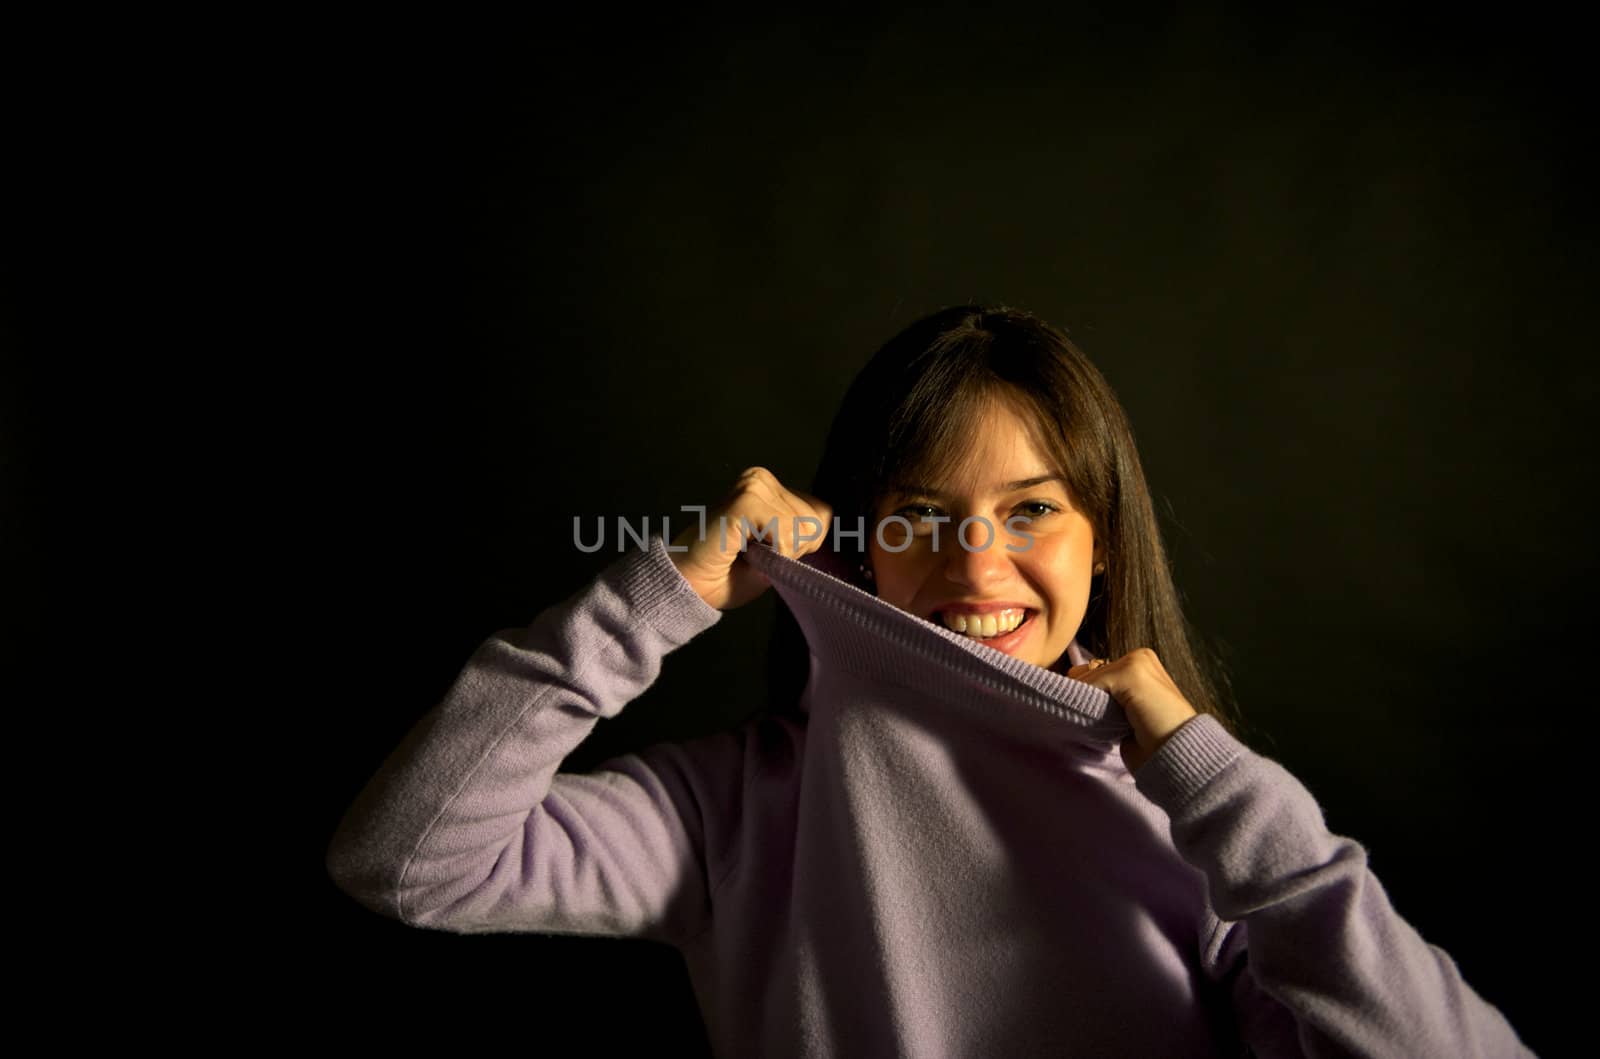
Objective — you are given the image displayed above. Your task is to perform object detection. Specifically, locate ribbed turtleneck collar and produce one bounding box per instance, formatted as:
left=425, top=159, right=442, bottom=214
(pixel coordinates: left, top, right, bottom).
left=741, top=542, right=1131, bottom=751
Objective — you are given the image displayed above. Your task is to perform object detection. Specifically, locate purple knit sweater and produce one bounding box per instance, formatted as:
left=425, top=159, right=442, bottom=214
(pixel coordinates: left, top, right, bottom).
left=324, top=534, right=1534, bottom=1057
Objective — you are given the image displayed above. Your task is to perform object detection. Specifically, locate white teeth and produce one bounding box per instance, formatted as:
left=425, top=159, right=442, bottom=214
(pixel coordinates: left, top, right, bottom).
left=939, top=609, right=1026, bottom=639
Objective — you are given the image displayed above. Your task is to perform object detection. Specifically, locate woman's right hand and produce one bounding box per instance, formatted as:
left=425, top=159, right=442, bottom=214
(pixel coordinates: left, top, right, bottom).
left=670, top=466, right=833, bottom=611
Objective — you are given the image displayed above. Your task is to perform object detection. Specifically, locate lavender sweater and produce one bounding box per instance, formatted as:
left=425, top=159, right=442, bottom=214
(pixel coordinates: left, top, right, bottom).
left=324, top=534, right=1533, bottom=1057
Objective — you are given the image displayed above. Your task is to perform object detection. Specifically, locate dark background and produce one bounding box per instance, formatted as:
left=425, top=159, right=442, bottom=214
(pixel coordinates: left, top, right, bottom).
left=188, top=5, right=1594, bottom=1053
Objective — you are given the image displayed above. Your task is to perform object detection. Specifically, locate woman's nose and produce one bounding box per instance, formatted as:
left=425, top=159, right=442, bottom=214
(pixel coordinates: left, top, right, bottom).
left=940, top=524, right=1014, bottom=588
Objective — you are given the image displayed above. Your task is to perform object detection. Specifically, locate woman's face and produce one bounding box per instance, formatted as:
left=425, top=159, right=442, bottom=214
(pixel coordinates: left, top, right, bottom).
left=867, top=398, right=1102, bottom=671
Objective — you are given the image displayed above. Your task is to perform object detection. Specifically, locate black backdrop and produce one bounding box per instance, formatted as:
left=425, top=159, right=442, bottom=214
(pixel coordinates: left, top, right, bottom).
left=255, top=7, right=1595, bottom=1053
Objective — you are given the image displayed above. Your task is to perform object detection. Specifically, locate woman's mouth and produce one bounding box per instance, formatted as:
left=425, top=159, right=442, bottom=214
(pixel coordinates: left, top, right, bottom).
left=932, top=607, right=1037, bottom=655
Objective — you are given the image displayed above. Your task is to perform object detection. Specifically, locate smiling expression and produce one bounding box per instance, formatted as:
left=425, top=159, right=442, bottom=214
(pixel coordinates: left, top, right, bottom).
left=866, top=396, right=1102, bottom=671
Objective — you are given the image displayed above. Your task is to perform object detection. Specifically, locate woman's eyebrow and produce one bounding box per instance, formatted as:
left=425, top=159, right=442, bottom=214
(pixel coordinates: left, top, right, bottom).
left=891, top=474, right=1065, bottom=499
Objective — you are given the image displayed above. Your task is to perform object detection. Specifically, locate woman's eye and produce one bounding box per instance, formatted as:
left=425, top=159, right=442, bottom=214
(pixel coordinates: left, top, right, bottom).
left=895, top=504, right=942, bottom=520
left=1016, top=501, right=1059, bottom=518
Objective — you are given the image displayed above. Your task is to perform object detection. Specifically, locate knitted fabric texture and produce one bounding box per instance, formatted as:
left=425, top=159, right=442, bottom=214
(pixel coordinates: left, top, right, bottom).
left=326, top=534, right=1534, bottom=1057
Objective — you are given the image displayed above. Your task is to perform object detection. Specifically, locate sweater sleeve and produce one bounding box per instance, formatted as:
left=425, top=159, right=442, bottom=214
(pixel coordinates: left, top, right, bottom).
left=323, top=533, right=746, bottom=949
left=1133, top=714, right=1536, bottom=1058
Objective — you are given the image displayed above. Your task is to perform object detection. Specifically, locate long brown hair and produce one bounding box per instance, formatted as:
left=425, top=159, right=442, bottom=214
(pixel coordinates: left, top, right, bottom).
left=765, top=304, right=1242, bottom=738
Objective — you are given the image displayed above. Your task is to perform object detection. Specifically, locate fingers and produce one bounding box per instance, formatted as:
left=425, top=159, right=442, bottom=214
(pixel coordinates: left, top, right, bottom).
left=1081, top=648, right=1182, bottom=696
left=671, top=465, right=831, bottom=611
left=719, top=467, right=832, bottom=559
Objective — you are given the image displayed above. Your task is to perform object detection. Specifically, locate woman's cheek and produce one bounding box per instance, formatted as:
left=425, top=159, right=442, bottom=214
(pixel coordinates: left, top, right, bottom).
left=870, top=553, right=926, bottom=612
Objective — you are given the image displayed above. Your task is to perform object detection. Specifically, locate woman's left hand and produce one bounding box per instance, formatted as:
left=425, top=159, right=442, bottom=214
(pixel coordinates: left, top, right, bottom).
left=1065, top=648, right=1199, bottom=774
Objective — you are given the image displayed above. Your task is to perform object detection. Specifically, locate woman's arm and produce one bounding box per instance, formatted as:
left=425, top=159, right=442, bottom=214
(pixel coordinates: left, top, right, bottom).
left=323, top=534, right=746, bottom=948
left=1133, top=714, right=1536, bottom=1058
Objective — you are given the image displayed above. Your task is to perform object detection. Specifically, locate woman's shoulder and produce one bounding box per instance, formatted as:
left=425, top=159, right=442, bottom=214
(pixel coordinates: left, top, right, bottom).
left=619, top=709, right=807, bottom=799
left=608, top=711, right=807, bottom=891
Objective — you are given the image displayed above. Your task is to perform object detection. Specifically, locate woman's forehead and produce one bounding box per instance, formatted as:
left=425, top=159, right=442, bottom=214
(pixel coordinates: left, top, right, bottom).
left=905, top=399, right=1057, bottom=481
left=887, top=470, right=1068, bottom=501
left=886, top=445, right=1065, bottom=503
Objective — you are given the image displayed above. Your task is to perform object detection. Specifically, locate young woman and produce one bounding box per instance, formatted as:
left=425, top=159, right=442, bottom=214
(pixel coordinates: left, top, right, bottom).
left=325, top=305, right=1533, bottom=1057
